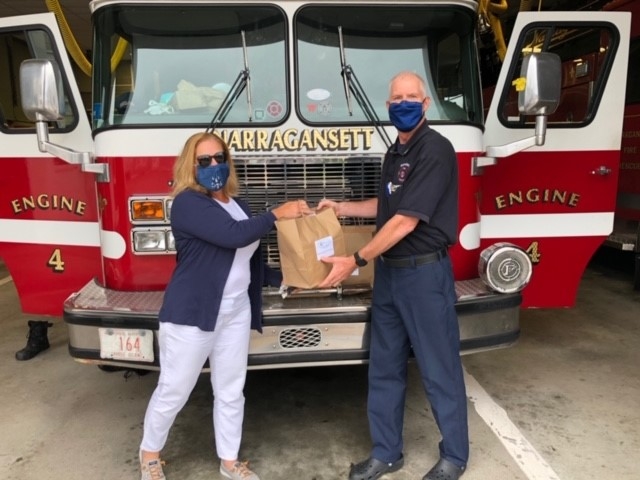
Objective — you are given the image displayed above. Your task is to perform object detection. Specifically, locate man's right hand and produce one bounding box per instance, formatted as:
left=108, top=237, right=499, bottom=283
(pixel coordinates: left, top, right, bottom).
left=317, top=198, right=339, bottom=215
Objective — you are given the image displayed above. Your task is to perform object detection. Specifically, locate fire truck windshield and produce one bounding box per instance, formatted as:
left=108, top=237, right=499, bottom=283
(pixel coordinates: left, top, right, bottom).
left=296, top=4, right=482, bottom=125
left=91, top=3, right=482, bottom=130
left=91, top=4, right=287, bottom=128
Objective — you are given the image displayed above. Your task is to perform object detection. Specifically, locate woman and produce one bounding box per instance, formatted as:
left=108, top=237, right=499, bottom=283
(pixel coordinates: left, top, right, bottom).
left=139, top=132, right=307, bottom=480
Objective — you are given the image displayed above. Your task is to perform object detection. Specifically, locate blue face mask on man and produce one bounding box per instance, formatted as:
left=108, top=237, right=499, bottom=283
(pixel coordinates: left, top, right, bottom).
left=388, top=100, right=424, bottom=132
left=196, top=163, right=230, bottom=192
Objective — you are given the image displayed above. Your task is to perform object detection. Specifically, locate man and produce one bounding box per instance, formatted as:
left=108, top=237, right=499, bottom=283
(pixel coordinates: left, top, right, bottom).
left=318, top=71, right=468, bottom=480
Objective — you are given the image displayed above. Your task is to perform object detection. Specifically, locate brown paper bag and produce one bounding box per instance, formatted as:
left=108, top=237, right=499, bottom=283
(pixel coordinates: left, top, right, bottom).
left=276, top=208, right=346, bottom=289
left=342, top=225, right=375, bottom=287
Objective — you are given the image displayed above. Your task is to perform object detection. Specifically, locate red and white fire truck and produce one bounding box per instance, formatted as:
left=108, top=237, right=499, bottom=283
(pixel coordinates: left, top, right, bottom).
left=480, top=0, right=640, bottom=289
left=600, top=0, right=640, bottom=289
left=0, top=0, right=631, bottom=370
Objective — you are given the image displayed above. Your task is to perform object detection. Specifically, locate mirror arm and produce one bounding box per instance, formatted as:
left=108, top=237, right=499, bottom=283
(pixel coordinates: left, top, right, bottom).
left=485, top=133, right=537, bottom=158
left=486, top=114, right=548, bottom=157
left=473, top=114, right=548, bottom=176
left=533, top=114, right=547, bottom=145
left=34, top=118, right=109, bottom=182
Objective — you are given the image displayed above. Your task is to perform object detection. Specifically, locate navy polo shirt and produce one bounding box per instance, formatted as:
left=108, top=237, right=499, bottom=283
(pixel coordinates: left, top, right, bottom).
left=377, top=122, right=458, bottom=256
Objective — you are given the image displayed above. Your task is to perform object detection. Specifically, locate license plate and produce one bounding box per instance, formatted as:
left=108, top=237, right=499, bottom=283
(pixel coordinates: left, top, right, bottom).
left=98, top=328, right=154, bottom=362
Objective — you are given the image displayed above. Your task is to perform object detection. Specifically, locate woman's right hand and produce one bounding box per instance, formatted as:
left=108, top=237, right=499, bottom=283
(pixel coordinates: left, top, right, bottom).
left=272, top=200, right=310, bottom=220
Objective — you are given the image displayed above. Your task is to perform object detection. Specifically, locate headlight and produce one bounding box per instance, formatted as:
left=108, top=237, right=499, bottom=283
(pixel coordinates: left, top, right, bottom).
left=478, top=243, right=532, bottom=293
left=129, top=196, right=175, bottom=254
left=132, top=228, right=171, bottom=253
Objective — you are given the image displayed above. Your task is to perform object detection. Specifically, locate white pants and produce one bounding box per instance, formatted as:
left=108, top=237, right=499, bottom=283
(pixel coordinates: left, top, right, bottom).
left=140, top=294, right=251, bottom=460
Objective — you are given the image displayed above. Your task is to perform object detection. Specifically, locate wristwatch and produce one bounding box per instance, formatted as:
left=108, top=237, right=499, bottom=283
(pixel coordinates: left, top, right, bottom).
left=353, top=251, right=368, bottom=267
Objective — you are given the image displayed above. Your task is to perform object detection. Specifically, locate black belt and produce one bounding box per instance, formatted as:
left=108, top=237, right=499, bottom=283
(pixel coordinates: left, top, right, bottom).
left=380, top=249, right=447, bottom=268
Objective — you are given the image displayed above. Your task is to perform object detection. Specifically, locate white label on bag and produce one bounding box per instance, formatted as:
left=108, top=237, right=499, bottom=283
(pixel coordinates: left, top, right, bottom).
left=315, top=235, right=335, bottom=260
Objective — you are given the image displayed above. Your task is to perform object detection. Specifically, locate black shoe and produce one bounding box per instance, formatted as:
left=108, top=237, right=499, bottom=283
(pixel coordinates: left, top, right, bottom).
left=348, top=456, right=404, bottom=480
left=422, top=458, right=465, bottom=480
left=15, top=321, right=53, bottom=361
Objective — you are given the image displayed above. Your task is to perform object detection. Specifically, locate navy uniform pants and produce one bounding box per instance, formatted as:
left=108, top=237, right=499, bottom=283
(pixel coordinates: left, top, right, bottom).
left=368, top=255, right=469, bottom=468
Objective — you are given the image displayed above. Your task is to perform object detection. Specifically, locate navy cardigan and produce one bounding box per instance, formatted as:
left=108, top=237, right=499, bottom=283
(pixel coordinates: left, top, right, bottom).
left=158, top=189, right=281, bottom=332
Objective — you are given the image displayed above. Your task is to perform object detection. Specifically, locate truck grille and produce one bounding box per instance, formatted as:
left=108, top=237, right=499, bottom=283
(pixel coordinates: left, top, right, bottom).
left=235, top=154, right=381, bottom=265
left=279, top=327, right=322, bottom=349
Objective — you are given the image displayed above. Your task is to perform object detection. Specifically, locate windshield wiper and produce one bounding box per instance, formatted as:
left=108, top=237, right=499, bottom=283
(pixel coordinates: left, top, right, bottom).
left=338, top=26, right=392, bottom=149
left=207, top=30, right=253, bottom=133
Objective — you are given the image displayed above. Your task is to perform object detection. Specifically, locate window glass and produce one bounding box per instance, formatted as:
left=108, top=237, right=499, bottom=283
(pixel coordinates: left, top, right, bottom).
left=0, top=28, right=75, bottom=132
left=93, top=5, right=288, bottom=128
left=499, top=23, right=619, bottom=127
left=295, top=6, right=481, bottom=124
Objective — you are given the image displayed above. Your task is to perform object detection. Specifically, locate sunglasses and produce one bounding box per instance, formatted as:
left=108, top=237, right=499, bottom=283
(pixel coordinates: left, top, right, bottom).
left=196, top=152, right=227, bottom=167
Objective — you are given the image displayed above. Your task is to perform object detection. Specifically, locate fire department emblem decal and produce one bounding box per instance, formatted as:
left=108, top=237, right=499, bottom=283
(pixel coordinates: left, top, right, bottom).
left=266, top=100, right=283, bottom=118
left=397, top=163, right=410, bottom=183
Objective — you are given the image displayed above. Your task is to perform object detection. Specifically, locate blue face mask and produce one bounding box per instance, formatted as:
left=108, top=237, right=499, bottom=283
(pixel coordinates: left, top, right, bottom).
left=388, top=100, right=424, bottom=132
left=196, top=163, right=230, bottom=192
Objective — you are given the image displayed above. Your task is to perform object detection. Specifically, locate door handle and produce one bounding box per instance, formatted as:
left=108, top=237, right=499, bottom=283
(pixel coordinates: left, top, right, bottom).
left=590, top=166, right=612, bottom=176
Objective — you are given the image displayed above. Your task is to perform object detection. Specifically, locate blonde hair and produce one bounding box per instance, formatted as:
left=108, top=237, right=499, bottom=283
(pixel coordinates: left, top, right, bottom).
left=170, top=131, right=239, bottom=198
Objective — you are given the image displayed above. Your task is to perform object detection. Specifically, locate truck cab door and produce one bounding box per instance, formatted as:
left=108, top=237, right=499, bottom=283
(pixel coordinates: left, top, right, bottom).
left=0, top=13, right=101, bottom=316
left=482, top=11, right=631, bottom=307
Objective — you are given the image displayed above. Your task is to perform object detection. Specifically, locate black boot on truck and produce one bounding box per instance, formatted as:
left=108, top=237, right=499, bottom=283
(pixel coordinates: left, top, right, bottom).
left=15, top=321, right=53, bottom=361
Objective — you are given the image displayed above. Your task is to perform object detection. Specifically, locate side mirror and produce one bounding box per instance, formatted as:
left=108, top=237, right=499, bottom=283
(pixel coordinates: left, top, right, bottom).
left=517, top=52, right=561, bottom=115
left=17, top=59, right=108, bottom=181
left=476, top=51, right=562, bottom=172
left=20, top=59, right=65, bottom=122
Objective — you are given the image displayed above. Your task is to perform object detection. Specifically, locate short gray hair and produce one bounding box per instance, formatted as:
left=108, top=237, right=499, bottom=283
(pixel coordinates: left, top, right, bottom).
left=388, top=71, right=427, bottom=97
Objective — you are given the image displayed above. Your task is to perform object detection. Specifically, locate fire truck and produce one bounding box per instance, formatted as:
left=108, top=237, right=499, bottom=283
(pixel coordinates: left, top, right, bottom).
left=601, top=0, right=640, bottom=289
left=480, top=0, right=640, bottom=290
left=0, top=0, right=631, bottom=370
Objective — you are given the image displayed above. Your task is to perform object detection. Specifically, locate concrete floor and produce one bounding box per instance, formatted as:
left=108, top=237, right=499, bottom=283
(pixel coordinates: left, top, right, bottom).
left=0, top=254, right=638, bottom=480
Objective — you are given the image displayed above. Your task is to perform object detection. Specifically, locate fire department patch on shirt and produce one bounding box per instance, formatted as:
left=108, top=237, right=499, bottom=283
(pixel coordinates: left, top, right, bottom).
left=397, top=163, right=410, bottom=183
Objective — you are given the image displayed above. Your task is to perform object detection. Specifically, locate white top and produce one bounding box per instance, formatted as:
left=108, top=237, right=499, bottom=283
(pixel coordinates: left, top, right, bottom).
left=215, top=198, right=259, bottom=311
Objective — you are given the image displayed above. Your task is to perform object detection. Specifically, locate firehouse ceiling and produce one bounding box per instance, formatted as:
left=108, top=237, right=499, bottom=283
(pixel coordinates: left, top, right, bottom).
left=0, top=0, right=611, bottom=56
left=0, top=0, right=93, bottom=54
